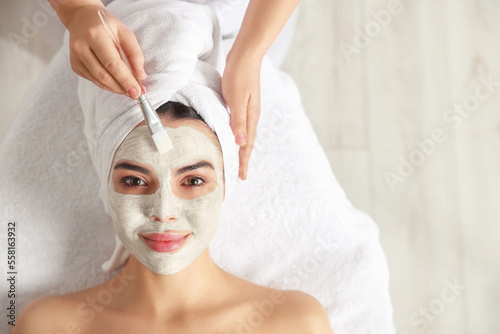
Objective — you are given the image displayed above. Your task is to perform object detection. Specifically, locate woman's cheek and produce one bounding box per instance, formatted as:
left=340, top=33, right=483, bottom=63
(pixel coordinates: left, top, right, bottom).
left=112, top=196, right=144, bottom=228
left=179, top=204, right=201, bottom=225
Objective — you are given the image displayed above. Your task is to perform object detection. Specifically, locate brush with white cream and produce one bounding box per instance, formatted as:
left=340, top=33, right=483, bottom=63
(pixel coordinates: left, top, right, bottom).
left=98, top=9, right=173, bottom=154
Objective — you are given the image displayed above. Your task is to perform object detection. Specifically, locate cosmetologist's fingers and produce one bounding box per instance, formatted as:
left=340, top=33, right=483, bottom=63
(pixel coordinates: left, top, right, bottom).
left=71, top=57, right=116, bottom=94
left=238, top=91, right=260, bottom=180
left=229, top=95, right=249, bottom=147
left=90, top=33, right=141, bottom=98
left=118, top=26, right=147, bottom=81
left=79, top=45, right=126, bottom=95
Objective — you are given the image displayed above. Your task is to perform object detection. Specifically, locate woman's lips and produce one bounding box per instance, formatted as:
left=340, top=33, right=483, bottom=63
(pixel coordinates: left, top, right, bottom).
left=139, top=232, right=192, bottom=253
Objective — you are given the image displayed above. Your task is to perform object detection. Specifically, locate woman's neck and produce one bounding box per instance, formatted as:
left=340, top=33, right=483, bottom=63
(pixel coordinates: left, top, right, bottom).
left=110, top=249, right=230, bottom=318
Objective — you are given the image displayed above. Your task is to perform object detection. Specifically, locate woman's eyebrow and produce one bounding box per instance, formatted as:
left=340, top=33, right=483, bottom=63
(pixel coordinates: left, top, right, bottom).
left=175, top=161, right=214, bottom=176
left=114, top=162, right=151, bottom=176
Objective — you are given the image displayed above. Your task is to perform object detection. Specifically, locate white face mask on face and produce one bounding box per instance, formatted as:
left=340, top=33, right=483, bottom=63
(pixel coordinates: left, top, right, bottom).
left=107, top=125, right=224, bottom=275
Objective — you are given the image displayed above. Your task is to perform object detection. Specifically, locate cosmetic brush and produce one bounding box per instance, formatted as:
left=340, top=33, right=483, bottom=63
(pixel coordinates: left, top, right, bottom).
left=98, top=9, right=173, bottom=154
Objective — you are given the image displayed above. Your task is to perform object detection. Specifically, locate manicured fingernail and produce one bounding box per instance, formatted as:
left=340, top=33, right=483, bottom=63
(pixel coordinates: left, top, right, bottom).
left=139, top=67, right=147, bottom=79
left=128, top=87, right=139, bottom=98
left=235, top=134, right=246, bottom=146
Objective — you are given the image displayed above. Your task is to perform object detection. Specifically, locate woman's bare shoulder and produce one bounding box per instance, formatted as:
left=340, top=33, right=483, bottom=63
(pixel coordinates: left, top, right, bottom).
left=267, top=289, right=333, bottom=333
left=224, top=273, right=332, bottom=333
left=232, top=282, right=333, bottom=334
left=12, top=294, right=78, bottom=334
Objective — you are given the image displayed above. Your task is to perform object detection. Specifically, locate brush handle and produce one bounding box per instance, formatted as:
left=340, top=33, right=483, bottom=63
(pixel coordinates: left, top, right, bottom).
left=97, top=9, right=136, bottom=80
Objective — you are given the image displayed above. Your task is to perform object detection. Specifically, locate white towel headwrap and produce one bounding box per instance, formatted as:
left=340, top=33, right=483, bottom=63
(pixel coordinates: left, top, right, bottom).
left=73, top=0, right=240, bottom=272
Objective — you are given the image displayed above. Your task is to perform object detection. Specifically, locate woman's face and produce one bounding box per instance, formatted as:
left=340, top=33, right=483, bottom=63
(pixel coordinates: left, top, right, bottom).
left=108, top=119, right=224, bottom=275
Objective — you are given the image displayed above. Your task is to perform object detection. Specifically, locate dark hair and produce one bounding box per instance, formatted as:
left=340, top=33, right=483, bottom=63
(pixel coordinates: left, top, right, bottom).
left=155, top=101, right=221, bottom=151
left=156, top=101, right=205, bottom=123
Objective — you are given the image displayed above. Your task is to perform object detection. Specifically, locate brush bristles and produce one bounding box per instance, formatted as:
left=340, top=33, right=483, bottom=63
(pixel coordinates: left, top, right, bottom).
left=151, top=130, right=173, bottom=154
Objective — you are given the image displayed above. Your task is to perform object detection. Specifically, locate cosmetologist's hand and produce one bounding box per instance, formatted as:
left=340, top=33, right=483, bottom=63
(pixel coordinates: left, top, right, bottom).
left=222, top=51, right=262, bottom=180
left=56, top=2, right=146, bottom=98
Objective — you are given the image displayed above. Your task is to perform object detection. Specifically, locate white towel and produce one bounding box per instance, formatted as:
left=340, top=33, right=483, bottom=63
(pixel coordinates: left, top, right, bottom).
left=0, top=1, right=396, bottom=333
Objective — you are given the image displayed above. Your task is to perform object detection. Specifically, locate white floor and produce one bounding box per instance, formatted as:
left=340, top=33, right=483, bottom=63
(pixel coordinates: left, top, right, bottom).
left=2, top=0, right=499, bottom=333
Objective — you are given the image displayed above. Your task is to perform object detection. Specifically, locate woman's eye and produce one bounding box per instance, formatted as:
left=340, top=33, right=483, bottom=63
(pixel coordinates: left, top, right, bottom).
left=121, top=176, right=147, bottom=187
left=183, top=176, right=207, bottom=187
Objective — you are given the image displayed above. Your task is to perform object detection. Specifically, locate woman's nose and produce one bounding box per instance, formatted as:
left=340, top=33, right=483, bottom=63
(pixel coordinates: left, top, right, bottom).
left=151, top=183, right=177, bottom=222
left=150, top=214, right=177, bottom=223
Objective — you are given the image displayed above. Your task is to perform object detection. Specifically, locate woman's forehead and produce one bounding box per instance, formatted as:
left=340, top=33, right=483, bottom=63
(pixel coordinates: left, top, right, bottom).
left=114, top=125, right=222, bottom=170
